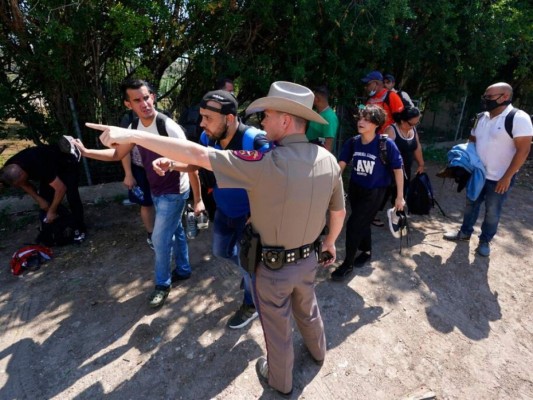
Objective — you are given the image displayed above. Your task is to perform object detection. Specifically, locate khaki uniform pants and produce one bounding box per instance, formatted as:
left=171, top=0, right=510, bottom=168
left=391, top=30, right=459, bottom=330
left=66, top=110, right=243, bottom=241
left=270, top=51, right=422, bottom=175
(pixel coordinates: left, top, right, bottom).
left=254, top=256, right=326, bottom=393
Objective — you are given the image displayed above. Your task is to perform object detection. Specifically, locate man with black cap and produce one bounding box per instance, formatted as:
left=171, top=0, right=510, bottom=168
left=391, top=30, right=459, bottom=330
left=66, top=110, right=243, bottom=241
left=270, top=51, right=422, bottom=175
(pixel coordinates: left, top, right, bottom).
left=87, top=81, right=346, bottom=397
left=362, top=70, right=404, bottom=132
left=182, top=89, right=271, bottom=329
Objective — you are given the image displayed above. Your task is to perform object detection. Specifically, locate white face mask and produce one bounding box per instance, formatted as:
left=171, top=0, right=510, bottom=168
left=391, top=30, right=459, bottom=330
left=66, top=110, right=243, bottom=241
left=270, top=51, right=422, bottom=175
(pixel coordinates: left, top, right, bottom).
left=368, top=82, right=377, bottom=97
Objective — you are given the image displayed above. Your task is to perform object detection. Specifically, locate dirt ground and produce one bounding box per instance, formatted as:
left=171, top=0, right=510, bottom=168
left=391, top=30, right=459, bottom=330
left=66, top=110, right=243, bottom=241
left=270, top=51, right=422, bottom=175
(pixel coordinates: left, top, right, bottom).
left=0, top=162, right=532, bottom=400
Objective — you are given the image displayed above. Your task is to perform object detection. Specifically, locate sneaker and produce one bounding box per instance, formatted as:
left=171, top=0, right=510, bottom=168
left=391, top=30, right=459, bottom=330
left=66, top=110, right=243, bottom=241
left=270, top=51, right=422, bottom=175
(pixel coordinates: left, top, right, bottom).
left=73, top=230, right=86, bottom=243
left=331, top=263, right=353, bottom=282
left=122, top=199, right=135, bottom=206
left=443, top=230, right=471, bottom=241
left=171, top=271, right=191, bottom=283
left=228, top=304, right=258, bottom=329
left=146, top=234, right=154, bottom=250
left=196, top=211, right=209, bottom=230
left=255, top=357, right=292, bottom=397
left=387, top=207, right=408, bottom=239
left=185, top=205, right=198, bottom=239
left=148, top=286, right=170, bottom=308
left=353, top=252, right=371, bottom=268
left=476, top=241, right=490, bottom=257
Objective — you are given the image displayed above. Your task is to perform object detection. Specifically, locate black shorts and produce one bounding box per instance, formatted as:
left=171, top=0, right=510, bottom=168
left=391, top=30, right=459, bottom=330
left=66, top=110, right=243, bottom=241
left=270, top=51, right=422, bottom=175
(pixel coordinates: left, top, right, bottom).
left=127, top=163, right=153, bottom=206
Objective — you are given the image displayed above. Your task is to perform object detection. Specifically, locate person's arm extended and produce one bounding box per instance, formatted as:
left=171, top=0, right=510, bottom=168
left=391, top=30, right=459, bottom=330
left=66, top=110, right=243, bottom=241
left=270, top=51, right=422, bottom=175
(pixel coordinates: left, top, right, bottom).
left=496, top=136, right=532, bottom=194
left=88, top=124, right=213, bottom=170
left=321, top=208, right=347, bottom=266
left=393, top=168, right=405, bottom=211
left=73, top=137, right=133, bottom=162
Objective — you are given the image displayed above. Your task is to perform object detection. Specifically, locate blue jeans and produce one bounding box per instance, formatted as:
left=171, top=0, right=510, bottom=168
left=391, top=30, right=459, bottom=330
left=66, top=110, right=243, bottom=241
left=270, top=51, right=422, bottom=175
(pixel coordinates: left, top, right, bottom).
left=460, top=178, right=514, bottom=243
left=152, top=191, right=190, bottom=287
left=212, top=210, right=254, bottom=306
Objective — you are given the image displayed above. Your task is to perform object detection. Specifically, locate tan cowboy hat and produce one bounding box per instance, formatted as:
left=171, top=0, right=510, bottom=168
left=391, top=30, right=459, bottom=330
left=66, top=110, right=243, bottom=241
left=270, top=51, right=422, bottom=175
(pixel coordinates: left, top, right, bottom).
left=246, top=81, right=328, bottom=124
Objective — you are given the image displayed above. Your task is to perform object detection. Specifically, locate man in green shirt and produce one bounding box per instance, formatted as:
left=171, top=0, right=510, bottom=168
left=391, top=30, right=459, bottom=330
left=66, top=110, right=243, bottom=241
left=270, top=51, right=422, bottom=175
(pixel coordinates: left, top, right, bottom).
left=305, top=85, right=339, bottom=153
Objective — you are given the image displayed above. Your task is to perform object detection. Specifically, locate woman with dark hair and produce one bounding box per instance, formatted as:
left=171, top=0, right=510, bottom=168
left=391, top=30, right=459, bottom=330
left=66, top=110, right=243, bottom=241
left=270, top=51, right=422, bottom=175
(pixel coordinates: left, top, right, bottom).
left=331, top=105, right=405, bottom=282
left=385, top=107, right=425, bottom=182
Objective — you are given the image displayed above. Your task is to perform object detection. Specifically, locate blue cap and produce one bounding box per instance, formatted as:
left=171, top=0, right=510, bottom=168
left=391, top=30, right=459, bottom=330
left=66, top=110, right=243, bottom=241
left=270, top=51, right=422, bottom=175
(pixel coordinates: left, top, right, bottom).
left=384, top=74, right=395, bottom=82
left=361, top=71, right=383, bottom=83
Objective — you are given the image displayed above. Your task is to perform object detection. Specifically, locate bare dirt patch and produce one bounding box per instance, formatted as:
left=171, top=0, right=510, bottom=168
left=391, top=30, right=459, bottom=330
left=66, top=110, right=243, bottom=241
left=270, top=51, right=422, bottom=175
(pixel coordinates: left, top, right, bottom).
left=0, top=163, right=532, bottom=399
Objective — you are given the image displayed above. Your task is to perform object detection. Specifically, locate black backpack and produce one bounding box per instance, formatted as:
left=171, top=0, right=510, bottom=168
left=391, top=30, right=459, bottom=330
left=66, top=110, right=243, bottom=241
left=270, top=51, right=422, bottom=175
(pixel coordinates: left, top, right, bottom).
left=407, top=172, right=445, bottom=216
left=131, top=112, right=170, bottom=136
left=503, top=108, right=533, bottom=138
left=36, top=212, right=76, bottom=246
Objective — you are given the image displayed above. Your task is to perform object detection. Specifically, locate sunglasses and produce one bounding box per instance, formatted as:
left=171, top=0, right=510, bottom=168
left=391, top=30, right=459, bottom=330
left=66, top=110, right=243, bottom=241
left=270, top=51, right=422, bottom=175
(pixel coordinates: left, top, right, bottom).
left=481, top=93, right=504, bottom=101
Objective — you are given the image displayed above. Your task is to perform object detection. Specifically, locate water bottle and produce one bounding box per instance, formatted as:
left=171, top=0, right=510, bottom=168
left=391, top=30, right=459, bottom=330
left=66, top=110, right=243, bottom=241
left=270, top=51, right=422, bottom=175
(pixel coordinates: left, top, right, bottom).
left=186, top=205, right=198, bottom=239
left=196, top=211, right=209, bottom=230
left=131, top=185, right=144, bottom=202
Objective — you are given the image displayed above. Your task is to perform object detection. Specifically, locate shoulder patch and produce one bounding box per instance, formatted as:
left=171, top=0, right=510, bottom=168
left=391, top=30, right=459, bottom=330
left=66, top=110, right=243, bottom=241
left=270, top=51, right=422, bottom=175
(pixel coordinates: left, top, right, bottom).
left=232, top=150, right=264, bottom=161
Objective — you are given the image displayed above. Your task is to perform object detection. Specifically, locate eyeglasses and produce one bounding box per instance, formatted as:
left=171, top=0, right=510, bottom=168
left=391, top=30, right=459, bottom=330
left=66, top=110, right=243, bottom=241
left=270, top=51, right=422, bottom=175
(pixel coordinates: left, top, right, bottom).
left=481, top=93, right=504, bottom=101
left=406, top=120, right=420, bottom=127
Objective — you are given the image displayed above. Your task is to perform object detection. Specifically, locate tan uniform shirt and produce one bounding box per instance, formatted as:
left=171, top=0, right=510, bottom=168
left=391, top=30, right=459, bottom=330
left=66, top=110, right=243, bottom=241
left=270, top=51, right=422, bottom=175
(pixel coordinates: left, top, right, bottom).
left=209, top=134, right=345, bottom=249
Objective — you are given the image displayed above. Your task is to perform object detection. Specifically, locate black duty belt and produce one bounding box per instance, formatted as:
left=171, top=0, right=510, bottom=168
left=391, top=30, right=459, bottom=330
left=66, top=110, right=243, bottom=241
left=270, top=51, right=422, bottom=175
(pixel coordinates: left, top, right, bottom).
left=261, top=244, right=314, bottom=270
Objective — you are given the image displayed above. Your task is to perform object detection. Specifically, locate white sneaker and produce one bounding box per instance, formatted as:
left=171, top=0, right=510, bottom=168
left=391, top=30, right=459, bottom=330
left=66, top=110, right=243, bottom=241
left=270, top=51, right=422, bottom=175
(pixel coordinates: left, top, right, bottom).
left=387, top=207, right=408, bottom=239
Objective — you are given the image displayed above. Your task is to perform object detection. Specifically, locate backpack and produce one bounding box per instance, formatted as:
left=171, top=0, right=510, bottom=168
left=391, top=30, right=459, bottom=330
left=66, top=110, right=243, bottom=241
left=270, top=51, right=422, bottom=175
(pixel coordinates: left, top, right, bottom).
left=384, top=90, right=412, bottom=110
left=199, top=125, right=269, bottom=189
left=10, top=245, right=53, bottom=275
left=503, top=108, right=533, bottom=139
left=131, top=112, right=170, bottom=136
left=407, top=172, right=445, bottom=216
left=36, top=212, right=77, bottom=246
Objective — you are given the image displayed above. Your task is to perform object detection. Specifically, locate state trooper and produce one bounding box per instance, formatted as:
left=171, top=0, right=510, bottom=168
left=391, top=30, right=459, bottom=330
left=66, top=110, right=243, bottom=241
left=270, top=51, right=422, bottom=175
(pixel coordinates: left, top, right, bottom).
left=87, top=81, right=346, bottom=397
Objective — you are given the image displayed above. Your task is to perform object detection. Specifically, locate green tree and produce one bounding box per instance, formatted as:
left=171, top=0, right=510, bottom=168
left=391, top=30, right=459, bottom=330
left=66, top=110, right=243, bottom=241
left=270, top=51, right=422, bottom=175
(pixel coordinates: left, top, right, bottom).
left=0, top=0, right=531, bottom=152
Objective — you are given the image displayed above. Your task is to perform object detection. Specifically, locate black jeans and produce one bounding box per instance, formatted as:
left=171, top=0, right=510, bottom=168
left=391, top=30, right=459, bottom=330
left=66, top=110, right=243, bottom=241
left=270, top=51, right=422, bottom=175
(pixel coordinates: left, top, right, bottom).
left=343, top=183, right=388, bottom=266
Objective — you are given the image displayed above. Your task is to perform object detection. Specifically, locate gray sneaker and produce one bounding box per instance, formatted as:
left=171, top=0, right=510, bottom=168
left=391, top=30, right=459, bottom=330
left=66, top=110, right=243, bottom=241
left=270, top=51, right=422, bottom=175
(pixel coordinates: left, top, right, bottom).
left=228, top=304, right=258, bottom=329
left=476, top=241, right=490, bottom=257
left=148, top=286, right=170, bottom=308
left=443, top=230, right=471, bottom=241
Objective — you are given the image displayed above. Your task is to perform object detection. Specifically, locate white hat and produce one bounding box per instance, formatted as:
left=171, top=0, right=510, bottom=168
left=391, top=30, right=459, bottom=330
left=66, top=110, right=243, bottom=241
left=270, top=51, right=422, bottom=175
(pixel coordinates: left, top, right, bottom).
left=246, top=81, right=328, bottom=124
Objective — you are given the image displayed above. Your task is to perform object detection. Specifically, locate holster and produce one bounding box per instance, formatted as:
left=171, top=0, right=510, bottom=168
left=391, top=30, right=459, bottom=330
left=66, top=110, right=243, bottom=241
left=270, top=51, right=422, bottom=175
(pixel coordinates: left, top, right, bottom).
left=239, top=224, right=262, bottom=275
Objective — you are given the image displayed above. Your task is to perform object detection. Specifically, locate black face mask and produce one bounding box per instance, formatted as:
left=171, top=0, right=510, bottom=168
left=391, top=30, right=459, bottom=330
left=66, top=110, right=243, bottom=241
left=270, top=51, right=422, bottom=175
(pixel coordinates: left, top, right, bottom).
left=481, top=98, right=511, bottom=112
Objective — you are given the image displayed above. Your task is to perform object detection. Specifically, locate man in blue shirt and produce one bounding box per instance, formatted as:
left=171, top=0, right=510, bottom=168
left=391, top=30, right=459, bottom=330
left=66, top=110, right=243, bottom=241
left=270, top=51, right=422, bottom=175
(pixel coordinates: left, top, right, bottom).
left=196, top=90, right=270, bottom=328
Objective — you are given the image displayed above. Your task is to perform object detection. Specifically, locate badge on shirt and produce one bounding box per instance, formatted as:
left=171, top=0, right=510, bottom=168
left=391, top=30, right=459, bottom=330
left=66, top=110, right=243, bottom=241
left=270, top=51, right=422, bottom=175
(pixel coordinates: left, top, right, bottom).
left=232, top=150, right=264, bottom=161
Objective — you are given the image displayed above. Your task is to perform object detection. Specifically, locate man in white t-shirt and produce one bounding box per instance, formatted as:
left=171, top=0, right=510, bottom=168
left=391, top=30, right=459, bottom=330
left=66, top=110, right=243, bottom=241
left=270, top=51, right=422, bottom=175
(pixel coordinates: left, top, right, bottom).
left=75, top=79, right=203, bottom=307
left=444, top=82, right=532, bottom=256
